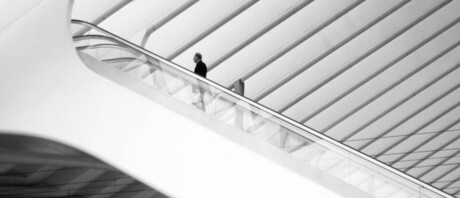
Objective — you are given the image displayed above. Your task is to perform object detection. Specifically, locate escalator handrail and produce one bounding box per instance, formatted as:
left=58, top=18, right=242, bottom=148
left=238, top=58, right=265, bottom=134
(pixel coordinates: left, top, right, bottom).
left=70, top=19, right=452, bottom=198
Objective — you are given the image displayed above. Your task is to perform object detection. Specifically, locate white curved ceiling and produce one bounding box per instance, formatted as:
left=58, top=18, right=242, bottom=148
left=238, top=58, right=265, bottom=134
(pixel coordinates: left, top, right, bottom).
left=72, top=0, right=460, bottom=197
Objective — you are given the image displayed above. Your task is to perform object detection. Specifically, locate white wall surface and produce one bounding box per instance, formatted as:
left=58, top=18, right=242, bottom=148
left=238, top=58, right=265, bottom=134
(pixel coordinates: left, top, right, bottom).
left=0, top=1, right=366, bottom=197
left=0, top=0, right=43, bottom=34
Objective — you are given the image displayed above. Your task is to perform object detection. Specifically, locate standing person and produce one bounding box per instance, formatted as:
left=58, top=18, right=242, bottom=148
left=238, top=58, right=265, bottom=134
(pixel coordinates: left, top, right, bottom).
left=193, top=52, right=207, bottom=78
left=193, top=53, right=207, bottom=111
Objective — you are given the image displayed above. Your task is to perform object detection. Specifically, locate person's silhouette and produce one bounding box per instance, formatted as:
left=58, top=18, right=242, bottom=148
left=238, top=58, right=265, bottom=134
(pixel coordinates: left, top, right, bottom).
left=192, top=53, right=207, bottom=111
left=193, top=53, right=207, bottom=78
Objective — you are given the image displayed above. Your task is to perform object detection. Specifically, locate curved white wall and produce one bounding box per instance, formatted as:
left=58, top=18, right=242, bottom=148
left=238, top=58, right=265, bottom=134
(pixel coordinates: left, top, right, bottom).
left=0, top=1, right=367, bottom=198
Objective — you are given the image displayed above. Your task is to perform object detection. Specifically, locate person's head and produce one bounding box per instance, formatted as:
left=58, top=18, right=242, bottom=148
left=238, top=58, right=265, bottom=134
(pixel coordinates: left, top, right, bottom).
left=194, top=52, right=202, bottom=63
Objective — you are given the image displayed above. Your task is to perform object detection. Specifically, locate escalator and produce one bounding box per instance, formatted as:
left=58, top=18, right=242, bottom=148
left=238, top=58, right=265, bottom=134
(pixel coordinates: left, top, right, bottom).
left=70, top=20, right=453, bottom=198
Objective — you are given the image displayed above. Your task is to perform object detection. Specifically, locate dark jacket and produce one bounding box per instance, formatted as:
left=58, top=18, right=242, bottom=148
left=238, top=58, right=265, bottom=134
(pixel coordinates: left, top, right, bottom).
left=194, top=60, right=207, bottom=78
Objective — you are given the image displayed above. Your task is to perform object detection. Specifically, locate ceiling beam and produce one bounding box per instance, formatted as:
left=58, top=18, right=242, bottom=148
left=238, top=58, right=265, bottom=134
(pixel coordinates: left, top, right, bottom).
left=433, top=178, right=460, bottom=185
left=167, top=0, right=313, bottom=95
left=300, top=16, right=460, bottom=126
left=73, top=0, right=134, bottom=36
left=385, top=153, right=460, bottom=165
left=374, top=147, right=460, bottom=158
left=166, top=0, right=259, bottom=60
left=400, top=119, right=460, bottom=173
left=429, top=164, right=460, bottom=185
left=141, top=0, right=199, bottom=47
left=372, top=87, right=460, bottom=160
left=396, top=162, right=460, bottom=170
left=207, top=0, right=315, bottom=71
left=252, top=0, right=411, bottom=101
left=90, top=0, right=133, bottom=25
left=442, top=174, right=460, bottom=194
left=348, top=129, right=460, bottom=146
left=452, top=189, right=460, bottom=197
left=339, top=62, right=460, bottom=142
left=388, top=113, right=460, bottom=165
left=226, top=0, right=365, bottom=89
left=274, top=0, right=452, bottom=113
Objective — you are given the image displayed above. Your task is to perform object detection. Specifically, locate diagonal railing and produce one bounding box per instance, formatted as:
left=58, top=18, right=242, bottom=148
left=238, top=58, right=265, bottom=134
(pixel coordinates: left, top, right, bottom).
left=70, top=19, right=454, bottom=198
